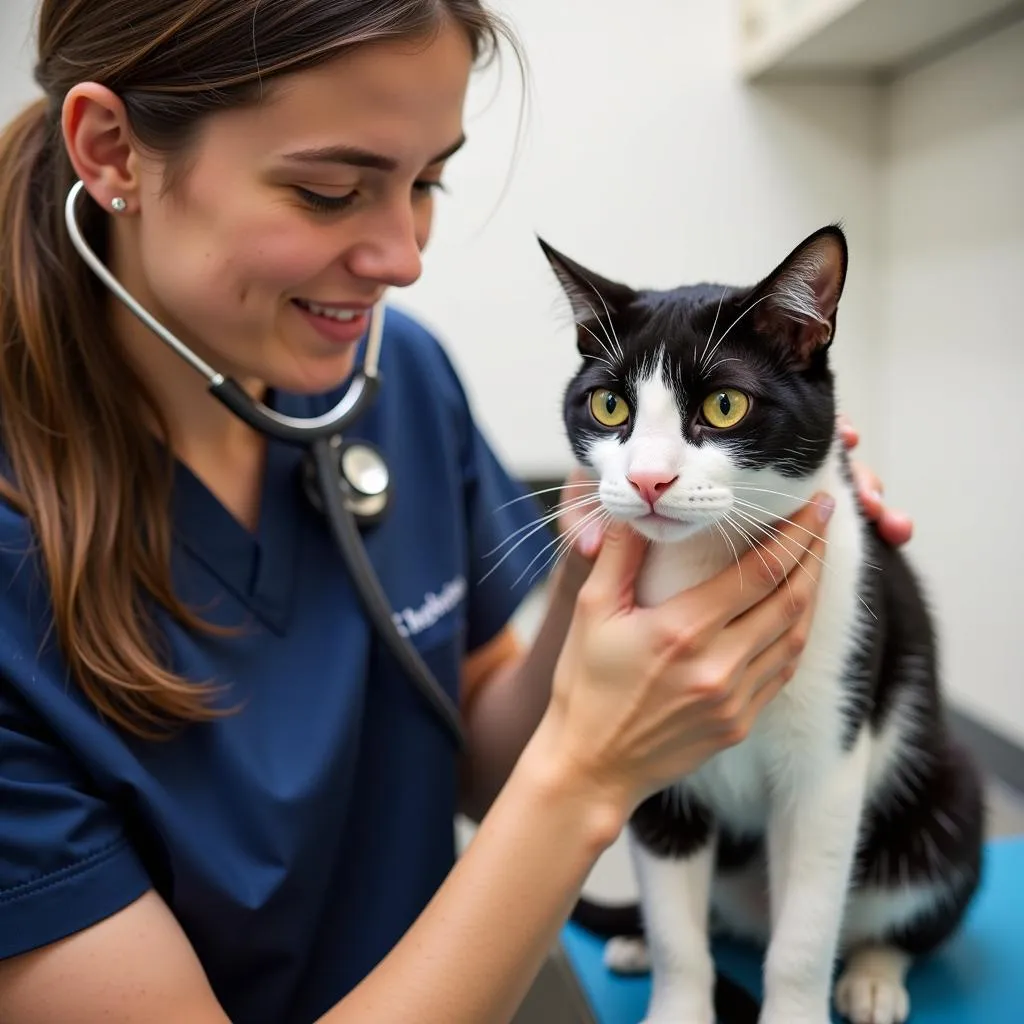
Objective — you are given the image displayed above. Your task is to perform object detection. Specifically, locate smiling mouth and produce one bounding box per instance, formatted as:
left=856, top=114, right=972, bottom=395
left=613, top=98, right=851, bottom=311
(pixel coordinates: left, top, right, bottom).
left=292, top=298, right=366, bottom=323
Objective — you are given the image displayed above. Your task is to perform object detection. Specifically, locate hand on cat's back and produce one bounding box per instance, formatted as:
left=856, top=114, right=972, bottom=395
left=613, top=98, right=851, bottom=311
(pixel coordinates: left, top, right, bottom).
left=838, top=414, right=914, bottom=546
left=540, top=493, right=835, bottom=813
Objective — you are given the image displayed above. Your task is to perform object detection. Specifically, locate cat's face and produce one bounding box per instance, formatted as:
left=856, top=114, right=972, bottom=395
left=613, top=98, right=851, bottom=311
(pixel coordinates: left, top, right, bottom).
left=541, top=227, right=847, bottom=544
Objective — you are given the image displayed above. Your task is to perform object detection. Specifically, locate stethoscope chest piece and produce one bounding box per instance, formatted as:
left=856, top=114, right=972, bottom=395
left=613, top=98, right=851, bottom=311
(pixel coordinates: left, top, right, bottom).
left=302, top=435, right=390, bottom=528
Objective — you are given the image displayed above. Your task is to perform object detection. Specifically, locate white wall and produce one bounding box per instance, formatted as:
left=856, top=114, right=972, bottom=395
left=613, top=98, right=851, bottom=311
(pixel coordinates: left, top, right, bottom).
left=400, top=0, right=887, bottom=477
left=0, top=2, right=39, bottom=124
left=879, top=20, right=1024, bottom=744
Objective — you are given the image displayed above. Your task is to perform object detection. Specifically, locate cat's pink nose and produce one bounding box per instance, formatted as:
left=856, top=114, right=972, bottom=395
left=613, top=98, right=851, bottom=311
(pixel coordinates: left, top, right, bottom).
left=627, top=470, right=678, bottom=507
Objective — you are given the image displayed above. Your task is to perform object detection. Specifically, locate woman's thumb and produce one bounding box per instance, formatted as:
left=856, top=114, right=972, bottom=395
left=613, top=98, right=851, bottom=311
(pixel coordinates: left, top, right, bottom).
left=582, top=519, right=648, bottom=609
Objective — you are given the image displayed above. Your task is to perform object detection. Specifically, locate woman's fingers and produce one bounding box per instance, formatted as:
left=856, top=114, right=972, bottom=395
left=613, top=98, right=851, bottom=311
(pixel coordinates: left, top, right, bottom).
left=576, top=519, right=648, bottom=616
left=837, top=413, right=859, bottom=450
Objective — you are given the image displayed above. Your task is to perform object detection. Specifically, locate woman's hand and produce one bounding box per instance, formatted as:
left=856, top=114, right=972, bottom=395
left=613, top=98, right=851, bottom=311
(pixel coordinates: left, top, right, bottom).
left=837, top=415, right=914, bottom=547
left=535, top=494, right=833, bottom=818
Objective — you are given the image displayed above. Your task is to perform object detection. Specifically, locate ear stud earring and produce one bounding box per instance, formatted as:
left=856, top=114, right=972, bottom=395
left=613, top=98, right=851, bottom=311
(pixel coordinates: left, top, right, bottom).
left=111, top=196, right=127, bottom=212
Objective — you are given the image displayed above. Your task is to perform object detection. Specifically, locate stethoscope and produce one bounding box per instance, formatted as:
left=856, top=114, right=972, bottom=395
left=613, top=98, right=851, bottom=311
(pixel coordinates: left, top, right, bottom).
left=64, top=179, right=464, bottom=750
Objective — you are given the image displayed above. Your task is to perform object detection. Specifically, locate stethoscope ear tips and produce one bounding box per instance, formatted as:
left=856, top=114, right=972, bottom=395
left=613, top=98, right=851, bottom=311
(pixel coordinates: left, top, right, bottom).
left=301, top=435, right=391, bottom=528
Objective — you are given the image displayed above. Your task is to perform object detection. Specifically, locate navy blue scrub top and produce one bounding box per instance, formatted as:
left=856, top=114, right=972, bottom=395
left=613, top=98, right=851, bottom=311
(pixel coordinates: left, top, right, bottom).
left=0, top=308, right=555, bottom=1023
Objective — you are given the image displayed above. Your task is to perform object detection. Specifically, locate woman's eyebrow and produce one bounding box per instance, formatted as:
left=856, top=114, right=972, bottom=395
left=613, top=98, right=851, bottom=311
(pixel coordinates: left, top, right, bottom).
left=280, top=134, right=466, bottom=171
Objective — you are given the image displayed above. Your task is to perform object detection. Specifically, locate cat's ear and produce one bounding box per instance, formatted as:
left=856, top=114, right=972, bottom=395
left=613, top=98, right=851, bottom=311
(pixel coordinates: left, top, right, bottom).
left=537, top=237, right=638, bottom=357
left=750, top=225, right=848, bottom=366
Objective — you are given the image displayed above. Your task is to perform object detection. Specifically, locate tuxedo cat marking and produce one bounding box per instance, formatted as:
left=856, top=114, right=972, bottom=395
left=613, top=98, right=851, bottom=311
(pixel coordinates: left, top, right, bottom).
left=541, top=227, right=984, bottom=1024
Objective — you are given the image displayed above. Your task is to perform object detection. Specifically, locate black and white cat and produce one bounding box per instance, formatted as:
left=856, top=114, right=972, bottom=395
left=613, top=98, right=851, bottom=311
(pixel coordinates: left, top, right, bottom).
left=539, top=226, right=984, bottom=1024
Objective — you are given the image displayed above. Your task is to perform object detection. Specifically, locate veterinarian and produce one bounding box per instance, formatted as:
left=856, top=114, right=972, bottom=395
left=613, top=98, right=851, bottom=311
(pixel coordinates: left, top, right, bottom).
left=0, top=2, right=913, bottom=1021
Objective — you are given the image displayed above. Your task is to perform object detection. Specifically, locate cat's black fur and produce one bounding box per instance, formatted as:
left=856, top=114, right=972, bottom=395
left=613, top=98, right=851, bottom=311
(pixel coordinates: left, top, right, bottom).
left=542, top=227, right=986, bottom=1022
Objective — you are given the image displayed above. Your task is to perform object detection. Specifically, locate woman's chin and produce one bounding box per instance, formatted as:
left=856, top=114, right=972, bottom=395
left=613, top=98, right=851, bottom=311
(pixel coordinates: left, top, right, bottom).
left=270, top=349, right=361, bottom=397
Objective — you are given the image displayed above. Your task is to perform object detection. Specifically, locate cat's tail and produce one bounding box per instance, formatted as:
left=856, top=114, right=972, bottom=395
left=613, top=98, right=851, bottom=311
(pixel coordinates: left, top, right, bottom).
left=568, top=896, right=762, bottom=1024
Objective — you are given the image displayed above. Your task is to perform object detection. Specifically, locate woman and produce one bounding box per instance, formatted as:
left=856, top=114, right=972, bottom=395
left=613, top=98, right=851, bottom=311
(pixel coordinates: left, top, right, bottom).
left=0, top=2, right=911, bottom=1022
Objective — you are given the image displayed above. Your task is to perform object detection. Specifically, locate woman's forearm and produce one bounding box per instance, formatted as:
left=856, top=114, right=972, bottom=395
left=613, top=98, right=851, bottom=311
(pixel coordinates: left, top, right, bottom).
left=460, top=553, right=589, bottom=820
left=320, top=720, right=624, bottom=1024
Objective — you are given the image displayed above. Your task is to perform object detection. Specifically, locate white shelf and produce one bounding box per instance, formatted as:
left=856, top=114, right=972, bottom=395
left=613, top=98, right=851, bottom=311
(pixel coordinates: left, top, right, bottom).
left=739, top=0, right=1024, bottom=80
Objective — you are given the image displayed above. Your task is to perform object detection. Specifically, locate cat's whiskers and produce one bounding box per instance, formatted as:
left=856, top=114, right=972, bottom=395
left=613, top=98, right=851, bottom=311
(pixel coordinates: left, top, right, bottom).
left=731, top=497, right=828, bottom=546
left=725, top=512, right=806, bottom=609
left=479, top=494, right=602, bottom=571
left=713, top=520, right=744, bottom=592
left=731, top=503, right=879, bottom=620
left=580, top=293, right=623, bottom=363
left=702, top=356, right=744, bottom=378
left=512, top=505, right=610, bottom=592
left=494, top=480, right=599, bottom=512
left=590, top=284, right=625, bottom=362
left=723, top=512, right=797, bottom=608
left=732, top=483, right=835, bottom=510
left=729, top=508, right=830, bottom=595
left=535, top=507, right=613, bottom=589
left=584, top=353, right=616, bottom=373
left=698, top=286, right=728, bottom=367
left=700, top=290, right=781, bottom=374
left=575, top=318, right=619, bottom=369
left=732, top=495, right=882, bottom=575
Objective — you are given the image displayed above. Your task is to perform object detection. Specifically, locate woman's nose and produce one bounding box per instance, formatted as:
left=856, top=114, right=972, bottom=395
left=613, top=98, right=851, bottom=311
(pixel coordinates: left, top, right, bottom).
left=344, top=202, right=424, bottom=288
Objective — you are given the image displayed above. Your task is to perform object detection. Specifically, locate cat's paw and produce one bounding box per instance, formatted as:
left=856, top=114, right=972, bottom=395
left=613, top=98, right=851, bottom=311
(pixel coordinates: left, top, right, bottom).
left=833, top=966, right=910, bottom=1024
left=603, top=935, right=650, bottom=975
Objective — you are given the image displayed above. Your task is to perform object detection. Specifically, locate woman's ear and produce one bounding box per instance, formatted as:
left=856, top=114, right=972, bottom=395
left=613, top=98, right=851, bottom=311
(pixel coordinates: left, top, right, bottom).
left=61, top=82, right=141, bottom=214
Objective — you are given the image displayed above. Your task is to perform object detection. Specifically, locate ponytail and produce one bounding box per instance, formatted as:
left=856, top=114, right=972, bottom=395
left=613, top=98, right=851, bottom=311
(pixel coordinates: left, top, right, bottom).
left=0, top=98, right=231, bottom=739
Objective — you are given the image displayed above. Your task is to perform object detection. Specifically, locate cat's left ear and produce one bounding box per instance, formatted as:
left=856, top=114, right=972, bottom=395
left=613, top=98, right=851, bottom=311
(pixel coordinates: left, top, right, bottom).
left=751, top=225, right=848, bottom=365
left=537, top=237, right=638, bottom=349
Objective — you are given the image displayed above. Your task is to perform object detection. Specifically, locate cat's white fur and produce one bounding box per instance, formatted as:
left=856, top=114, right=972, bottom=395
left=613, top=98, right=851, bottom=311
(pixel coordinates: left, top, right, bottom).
left=585, top=362, right=956, bottom=1024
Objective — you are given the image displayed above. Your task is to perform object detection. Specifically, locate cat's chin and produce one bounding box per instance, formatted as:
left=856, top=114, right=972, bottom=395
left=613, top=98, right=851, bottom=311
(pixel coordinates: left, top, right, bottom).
left=625, top=514, right=718, bottom=545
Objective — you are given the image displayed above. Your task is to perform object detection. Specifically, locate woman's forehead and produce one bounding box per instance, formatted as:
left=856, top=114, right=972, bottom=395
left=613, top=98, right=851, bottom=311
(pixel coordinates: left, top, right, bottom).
left=208, top=27, right=474, bottom=168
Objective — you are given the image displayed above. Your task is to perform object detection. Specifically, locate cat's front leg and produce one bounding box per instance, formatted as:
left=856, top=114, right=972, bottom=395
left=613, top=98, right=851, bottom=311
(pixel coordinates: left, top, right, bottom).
left=760, top=730, right=871, bottom=1024
left=628, top=791, right=718, bottom=1024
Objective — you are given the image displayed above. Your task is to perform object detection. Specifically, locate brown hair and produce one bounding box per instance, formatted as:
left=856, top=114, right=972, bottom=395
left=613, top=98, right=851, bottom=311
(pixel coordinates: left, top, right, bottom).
left=0, top=0, right=519, bottom=738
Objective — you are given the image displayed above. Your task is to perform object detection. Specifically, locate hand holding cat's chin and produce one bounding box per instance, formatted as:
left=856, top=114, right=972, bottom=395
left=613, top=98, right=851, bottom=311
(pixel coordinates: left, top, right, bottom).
left=536, top=498, right=831, bottom=822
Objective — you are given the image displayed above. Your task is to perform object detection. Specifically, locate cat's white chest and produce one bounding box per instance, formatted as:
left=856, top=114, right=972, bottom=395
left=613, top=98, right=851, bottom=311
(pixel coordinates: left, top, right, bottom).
left=635, top=534, right=773, bottom=829
left=633, top=483, right=866, bottom=835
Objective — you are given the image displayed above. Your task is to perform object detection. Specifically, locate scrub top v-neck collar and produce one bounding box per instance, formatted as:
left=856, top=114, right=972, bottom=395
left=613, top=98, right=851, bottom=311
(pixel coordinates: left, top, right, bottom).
left=170, top=389, right=310, bottom=636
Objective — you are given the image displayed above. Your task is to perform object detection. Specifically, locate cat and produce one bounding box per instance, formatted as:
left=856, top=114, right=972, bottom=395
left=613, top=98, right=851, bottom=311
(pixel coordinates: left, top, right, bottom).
left=538, top=225, right=985, bottom=1024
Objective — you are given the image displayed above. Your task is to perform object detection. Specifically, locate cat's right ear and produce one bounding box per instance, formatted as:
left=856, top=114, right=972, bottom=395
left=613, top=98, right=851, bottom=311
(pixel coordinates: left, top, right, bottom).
left=537, top=237, right=638, bottom=358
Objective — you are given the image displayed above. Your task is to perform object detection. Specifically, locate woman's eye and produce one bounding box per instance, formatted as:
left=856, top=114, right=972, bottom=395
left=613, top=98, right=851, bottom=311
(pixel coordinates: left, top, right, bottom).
left=295, top=187, right=356, bottom=214
left=413, top=179, right=447, bottom=199
left=295, top=180, right=445, bottom=214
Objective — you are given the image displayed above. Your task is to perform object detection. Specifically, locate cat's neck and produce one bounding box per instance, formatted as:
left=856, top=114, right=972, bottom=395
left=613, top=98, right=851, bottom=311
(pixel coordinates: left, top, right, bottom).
left=635, top=441, right=848, bottom=608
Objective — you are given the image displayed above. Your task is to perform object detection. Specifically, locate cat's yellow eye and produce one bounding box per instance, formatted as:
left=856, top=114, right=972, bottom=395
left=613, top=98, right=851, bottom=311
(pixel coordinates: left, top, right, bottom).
left=701, top=388, right=750, bottom=429
left=590, top=389, right=630, bottom=428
